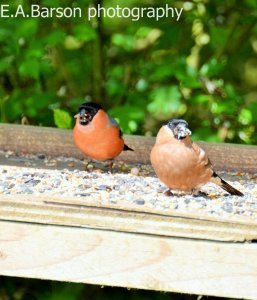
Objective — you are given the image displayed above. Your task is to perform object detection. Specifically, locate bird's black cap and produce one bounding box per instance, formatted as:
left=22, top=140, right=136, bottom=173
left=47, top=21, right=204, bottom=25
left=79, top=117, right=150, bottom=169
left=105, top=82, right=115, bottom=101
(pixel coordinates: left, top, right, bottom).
left=165, top=119, right=191, bottom=140
left=78, top=102, right=103, bottom=112
left=166, top=119, right=189, bottom=129
left=76, top=102, right=103, bottom=126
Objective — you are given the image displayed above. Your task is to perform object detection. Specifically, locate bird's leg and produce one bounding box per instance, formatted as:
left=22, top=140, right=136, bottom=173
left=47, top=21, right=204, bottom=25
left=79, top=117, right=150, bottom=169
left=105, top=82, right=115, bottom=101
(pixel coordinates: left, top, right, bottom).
left=108, top=160, right=114, bottom=174
left=83, top=160, right=90, bottom=171
left=164, top=189, right=174, bottom=196
left=83, top=159, right=95, bottom=172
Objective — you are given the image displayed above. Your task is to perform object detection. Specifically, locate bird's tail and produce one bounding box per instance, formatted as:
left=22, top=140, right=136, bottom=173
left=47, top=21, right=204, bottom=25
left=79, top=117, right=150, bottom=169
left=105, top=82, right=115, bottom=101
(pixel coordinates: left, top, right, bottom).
left=123, top=144, right=134, bottom=151
left=210, top=172, right=244, bottom=196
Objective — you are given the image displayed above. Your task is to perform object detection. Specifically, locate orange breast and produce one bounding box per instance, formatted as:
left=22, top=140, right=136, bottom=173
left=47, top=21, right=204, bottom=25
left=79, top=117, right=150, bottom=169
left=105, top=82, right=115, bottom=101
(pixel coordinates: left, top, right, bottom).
left=73, top=109, right=124, bottom=161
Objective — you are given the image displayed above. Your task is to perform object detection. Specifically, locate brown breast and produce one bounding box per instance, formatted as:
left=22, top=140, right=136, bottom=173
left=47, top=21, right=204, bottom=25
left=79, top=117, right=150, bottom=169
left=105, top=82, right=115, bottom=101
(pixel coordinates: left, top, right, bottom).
left=150, top=126, right=213, bottom=191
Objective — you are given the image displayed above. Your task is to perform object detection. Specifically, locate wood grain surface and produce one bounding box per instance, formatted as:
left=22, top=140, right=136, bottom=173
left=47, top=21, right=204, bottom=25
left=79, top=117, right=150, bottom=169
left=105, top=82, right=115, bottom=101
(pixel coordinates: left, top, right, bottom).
left=0, top=123, right=256, bottom=172
left=0, top=194, right=257, bottom=242
left=0, top=220, right=257, bottom=299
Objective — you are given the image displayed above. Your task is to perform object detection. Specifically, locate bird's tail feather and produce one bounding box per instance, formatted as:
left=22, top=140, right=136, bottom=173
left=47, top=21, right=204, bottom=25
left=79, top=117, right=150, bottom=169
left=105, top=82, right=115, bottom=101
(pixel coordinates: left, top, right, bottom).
left=123, top=144, right=134, bottom=151
left=211, top=172, right=244, bottom=196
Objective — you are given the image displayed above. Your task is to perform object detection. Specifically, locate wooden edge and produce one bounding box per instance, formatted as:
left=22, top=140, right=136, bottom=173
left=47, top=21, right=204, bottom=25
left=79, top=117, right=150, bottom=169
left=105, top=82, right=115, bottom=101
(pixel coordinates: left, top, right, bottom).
left=0, top=123, right=257, bottom=172
left=0, top=194, right=257, bottom=242
left=2, top=193, right=257, bottom=226
left=1, top=220, right=257, bottom=299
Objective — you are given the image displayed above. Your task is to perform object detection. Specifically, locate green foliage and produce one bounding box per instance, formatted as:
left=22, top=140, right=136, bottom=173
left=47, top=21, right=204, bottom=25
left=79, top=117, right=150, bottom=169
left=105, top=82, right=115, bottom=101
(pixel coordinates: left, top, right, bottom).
left=0, top=0, right=256, bottom=144
left=109, top=104, right=145, bottom=133
left=0, top=277, right=202, bottom=300
left=53, top=108, right=72, bottom=129
left=45, top=282, right=84, bottom=300
left=148, top=86, right=184, bottom=120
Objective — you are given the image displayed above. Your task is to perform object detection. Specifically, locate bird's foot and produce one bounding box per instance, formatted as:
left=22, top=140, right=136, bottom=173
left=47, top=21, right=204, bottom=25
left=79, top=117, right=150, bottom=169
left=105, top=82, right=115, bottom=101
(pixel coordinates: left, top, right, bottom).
left=164, top=189, right=174, bottom=196
left=83, top=160, right=91, bottom=171
left=108, top=161, right=114, bottom=174
left=192, top=189, right=208, bottom=197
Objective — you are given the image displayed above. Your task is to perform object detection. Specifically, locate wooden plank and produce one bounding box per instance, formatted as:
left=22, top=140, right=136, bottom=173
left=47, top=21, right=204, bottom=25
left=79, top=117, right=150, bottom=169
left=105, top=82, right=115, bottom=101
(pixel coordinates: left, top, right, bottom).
left=0, top=194, right=256, bottom=242
left=0, top=123, right=256, bottom=300
left=0, top=220, right=257, bottom=299
left=0, top=123, right=257, bottom=172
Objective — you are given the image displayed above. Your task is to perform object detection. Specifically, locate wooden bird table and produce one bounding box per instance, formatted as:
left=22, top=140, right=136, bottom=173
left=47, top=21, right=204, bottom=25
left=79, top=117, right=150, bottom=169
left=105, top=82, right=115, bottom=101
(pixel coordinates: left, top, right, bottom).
left=0, top=124, right=257, bottom=299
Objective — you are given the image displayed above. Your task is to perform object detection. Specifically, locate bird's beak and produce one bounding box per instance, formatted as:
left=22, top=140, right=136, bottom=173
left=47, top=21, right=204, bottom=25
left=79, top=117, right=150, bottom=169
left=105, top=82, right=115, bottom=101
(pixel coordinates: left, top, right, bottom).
left=186, top=128, right=192, bottom=135
left=74, top=113, right=80, bottom=118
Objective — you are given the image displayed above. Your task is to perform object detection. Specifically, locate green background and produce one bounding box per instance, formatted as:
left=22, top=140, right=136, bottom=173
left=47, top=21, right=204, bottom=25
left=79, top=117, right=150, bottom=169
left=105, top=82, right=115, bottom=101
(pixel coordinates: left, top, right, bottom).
left=0, top=0, right=256, bottom=144
left=0, top=277, right=236, bottom=300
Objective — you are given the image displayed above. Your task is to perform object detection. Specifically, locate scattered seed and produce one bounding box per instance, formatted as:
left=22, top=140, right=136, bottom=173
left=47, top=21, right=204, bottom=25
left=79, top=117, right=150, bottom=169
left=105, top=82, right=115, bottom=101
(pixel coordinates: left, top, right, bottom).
left=134, top=199, right=145, bottom=205
left=0, top=152, right=256, bottom=221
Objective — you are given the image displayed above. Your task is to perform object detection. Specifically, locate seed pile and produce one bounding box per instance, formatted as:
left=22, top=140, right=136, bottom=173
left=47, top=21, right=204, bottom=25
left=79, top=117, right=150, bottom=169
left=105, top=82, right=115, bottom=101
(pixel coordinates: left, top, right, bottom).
left=0, top=151, right=256, bottom=221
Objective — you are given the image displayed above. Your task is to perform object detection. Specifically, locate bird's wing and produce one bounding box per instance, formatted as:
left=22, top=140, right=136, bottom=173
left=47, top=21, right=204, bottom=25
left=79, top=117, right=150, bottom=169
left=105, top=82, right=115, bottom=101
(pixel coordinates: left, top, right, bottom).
left=192, top=142, right=243, bottom=196
left=191, top=142, right=213, bottom=169
left=108, top=116, right=123, bottom=137
left=108, top=116, right=119, bottom=127
left=108, top=116, right=133, bottom=151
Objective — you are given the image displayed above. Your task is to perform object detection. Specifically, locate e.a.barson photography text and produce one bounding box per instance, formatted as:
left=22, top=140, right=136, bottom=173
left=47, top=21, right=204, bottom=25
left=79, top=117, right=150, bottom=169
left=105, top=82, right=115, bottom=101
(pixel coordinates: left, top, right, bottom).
left=0, top=4, right=184, bottom=21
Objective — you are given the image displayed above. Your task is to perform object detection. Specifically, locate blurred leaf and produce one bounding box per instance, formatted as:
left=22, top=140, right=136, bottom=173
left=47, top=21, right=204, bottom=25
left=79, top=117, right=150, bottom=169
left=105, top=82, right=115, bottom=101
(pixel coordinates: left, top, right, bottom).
left=106, top=79, right=126, bottom=97
left=210, top=27, right=230, bottom=50
left=136, top=78, right=149, bottom=92
left=238, top=130, right=252, bottom=144
left=238, top=108, right=252, bottom=125
left=150, top=64, right=175, bottom=81
left=192, top=128, right=221, bottom=142
left=14, top=19, right=39, bottom=39
left=108, top=105, right=145, bottom=133
left=176, top=65, right=201, bottom=89
left=190, top=94, right=213, bottom=104
left=148, top=86, right=185, bottom=120
left=200, top=58, right=226, bottom=77
left=64, top=35, right=83, bottom=50
left=18, top=59, right=40, bottom=79
left=26, top=40, right=45, bottom=58
left=45, top=30, right=66, bottom=46
left=248, top=102, right=257, bottom=123
left=42, top=0, right=61, bottom=6
left=245, top=0, right=257, bottom=8
left=112, top=34, right=135, bottom=51
left=211, top=101, right=236, bottom=114
left=0, top=28, right=11, bottom=41
left=0, top=56, right=14, bottom=72
left=135, top=28, right=162, bottom=50
left=224, top=84, right=242, bottom=103
left=53, top=108, right=72, bottom=129
left=73, top=24, right=97, bottom=42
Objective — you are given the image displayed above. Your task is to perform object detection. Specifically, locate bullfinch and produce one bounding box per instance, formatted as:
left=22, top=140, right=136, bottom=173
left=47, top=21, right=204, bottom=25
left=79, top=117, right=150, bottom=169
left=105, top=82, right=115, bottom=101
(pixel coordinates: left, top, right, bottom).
left=150, top=119, right=244, bottom=196
left=73, top=102, right=133, bottom=172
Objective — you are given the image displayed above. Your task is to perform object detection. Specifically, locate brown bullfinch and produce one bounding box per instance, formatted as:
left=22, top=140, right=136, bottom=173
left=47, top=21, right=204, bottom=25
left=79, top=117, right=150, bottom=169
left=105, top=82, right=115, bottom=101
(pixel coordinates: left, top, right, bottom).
left=150, top=119, right=244, bottom=196
left=73, top=102, right=133, bottom=172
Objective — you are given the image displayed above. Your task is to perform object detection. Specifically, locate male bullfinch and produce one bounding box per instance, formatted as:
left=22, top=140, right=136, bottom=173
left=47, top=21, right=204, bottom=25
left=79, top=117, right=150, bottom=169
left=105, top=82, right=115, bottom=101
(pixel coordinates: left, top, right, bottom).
left=73, top=102, right=133, bottom=172
left=151, top=119, right=244, bottom=196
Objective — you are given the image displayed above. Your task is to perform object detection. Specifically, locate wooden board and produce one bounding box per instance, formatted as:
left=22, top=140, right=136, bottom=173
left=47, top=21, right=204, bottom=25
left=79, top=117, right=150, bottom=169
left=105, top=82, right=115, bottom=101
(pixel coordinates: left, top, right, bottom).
left=0, top=123, right=257, bottom=172
left=1, top=123, right=257, bottom=299
left=0, top=220, right=257, bottom=300
left=0, top=194, right=257, bottom=243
